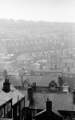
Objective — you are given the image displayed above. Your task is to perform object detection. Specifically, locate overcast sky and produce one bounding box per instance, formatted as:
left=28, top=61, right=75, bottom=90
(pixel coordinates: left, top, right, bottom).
left=0, top=0, right=75, bottom=22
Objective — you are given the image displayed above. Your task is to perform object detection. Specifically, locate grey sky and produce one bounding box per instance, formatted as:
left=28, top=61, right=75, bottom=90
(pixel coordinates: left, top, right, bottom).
left=0, top=0, right=75, bottom=22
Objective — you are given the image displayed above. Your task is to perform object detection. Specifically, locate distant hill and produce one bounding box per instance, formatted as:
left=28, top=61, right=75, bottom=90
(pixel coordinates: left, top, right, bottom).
left=0, top=19, right=74, bottom=54
left=0, top=19, right=74, bottom=72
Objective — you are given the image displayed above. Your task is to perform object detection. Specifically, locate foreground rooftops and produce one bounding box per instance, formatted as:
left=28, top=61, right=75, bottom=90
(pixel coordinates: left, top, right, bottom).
left=0, top=90, right=11, bottom=106
left=32, top=90, right=74, bottom=112
left=34, top=108, right=62, bottom=120
left=0, top=80, right=25, bottom=106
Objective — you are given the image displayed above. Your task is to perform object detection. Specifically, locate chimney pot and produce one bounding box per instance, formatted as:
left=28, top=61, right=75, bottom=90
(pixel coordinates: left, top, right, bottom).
left=46, top=99, right=52, bottom=111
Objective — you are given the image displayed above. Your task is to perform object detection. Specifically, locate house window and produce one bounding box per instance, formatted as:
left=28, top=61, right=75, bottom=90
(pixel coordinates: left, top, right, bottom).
left=0, top=108, right=4, bottom=118
left=21, top=100, right=25, bottom=110
left=7, top=102, right=11, bottom=112
left=17, top=105, right=19, bottom=116
left=5, top=105, right=8, bottom=115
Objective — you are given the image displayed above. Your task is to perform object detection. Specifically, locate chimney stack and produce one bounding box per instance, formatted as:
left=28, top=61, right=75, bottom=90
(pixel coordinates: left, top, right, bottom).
left=46, top=98, right=52, bottom=111
left=27, top=87, right=34, bottom=106
left=3, top=78, right=10, bottom=93
left=73, top=90, right=75, bottom=104
left=32, top=82, right=36, bottom=91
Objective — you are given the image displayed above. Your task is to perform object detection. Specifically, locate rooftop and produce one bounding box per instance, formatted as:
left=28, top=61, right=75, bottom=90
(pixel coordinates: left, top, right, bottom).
left=0, top=80, right=25, bottom=105
left=34, top=108, right=62, bottom=120
left=0, top=90, right=11, bottom=106
left=32, top=91, right=74, bottom=113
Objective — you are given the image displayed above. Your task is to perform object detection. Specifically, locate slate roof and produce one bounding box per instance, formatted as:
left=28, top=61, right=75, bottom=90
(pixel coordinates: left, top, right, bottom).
left=34, top=109, right=62, bottom=120
left=58, top=110, right=75, bottom=118
left=0, top=90, right=11, bottom=106
left=33, top=92, right=75, bottom=113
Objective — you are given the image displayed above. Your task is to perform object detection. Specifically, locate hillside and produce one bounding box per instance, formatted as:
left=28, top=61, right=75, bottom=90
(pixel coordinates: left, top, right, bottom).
left=0, top=19, right=74, bottom=73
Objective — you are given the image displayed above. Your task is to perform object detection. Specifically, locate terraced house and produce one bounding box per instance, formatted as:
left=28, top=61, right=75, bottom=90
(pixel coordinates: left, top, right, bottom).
left=0, top=77, right=25, bottom=120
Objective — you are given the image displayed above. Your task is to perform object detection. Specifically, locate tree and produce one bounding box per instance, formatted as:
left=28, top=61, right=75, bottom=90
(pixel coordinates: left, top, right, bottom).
left=58, top=75, right=64, bottom=87
left=48, top=80, right=58, bottom=91
left=23, top=79, right=31, bottom=89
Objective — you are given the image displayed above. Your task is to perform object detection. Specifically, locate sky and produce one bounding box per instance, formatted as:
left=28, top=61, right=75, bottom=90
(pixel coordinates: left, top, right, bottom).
left=0, top=0, right=75, bottom=22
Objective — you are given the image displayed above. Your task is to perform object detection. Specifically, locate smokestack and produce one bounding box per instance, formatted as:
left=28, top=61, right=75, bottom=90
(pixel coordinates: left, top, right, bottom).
left=46, top=98, right=52, bottom=111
